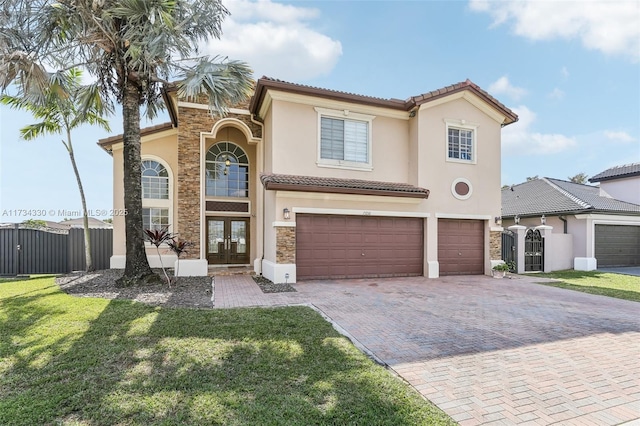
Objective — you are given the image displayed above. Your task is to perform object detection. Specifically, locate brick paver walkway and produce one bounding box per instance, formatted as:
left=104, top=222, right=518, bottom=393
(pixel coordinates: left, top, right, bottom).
left=213, top=274, right=640, bottom=425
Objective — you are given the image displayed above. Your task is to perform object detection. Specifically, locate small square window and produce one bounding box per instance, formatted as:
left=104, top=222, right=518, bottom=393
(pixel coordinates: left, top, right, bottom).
left=445, top=121, right=477, bottom=164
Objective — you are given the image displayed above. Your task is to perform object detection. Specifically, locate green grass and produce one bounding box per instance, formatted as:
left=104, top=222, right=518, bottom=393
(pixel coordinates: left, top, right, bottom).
left=0, top=277, right=454, bottom=426
left=536, top=270, right=640, bottom=302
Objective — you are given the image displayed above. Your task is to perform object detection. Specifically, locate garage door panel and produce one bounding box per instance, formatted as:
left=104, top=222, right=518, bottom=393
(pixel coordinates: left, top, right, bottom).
left=296, top=214, right=423, bottom=280
left=438, top=219, right=484, bottom=276
left=595, top=225, right=640, bottom=267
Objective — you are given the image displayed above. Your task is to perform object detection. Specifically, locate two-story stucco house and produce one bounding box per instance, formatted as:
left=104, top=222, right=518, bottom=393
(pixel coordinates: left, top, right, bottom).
left=99, top=77, right=518, bottom=283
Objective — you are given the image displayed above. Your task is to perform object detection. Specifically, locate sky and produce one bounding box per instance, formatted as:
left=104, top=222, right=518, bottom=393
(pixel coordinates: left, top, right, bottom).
left=1, top=0, right=639, bottom=222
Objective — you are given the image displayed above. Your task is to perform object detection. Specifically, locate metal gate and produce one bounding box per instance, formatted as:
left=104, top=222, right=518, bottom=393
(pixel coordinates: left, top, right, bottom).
left=501, top=229, right=517, bottom=272
left=524, top=228, right=544, bottom=272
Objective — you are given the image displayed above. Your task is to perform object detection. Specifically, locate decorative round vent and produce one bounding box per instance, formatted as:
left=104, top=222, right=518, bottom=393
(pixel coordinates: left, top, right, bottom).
left=451, top=178, right=473, bottom=200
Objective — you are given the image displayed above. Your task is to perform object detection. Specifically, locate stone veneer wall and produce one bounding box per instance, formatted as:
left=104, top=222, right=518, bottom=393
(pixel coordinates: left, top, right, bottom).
left=489, top=230, right=502, bottom=260
left=276, top=227, right=295, bottom=264
left=176, top=99, right=262, bottom=259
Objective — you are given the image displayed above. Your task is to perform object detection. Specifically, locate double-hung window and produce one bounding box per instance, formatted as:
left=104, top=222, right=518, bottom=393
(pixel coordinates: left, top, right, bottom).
left=445, top=120, right=477, bottom=164
left=316, top=107, right=374, bottom=170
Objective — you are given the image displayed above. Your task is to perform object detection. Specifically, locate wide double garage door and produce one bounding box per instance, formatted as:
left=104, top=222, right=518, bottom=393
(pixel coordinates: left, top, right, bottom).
left=595, top=225, right=640, bottom=267
left=296, top=214, right=423, bottom=280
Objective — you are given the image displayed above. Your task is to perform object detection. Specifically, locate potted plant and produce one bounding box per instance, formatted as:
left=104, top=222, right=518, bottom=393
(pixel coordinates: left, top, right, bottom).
left=492, top=262, right=511, bottom=278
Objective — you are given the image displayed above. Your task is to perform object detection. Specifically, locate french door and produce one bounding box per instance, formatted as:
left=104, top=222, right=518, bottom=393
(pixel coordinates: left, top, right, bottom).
left=206, top=217, right=250, bottom=264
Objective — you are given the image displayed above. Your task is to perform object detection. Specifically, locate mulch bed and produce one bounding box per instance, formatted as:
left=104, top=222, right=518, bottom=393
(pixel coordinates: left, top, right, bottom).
left=252, top=275, right=296, bottom=293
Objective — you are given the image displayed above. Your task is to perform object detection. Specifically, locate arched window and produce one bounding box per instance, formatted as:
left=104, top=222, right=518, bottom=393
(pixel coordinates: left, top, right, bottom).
left=142, top=160, right=169, bottom=199
left=205, top=142, right=249, bottom=198
left=141, top=159, right=171, bottom=231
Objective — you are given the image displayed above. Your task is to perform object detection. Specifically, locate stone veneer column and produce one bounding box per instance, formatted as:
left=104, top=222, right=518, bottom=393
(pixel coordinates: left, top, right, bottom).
left=276, top=227, right=296, bottom=264
left=177, top=107, right=210, bottom=259
left=489, top=230, right=502, bottom=260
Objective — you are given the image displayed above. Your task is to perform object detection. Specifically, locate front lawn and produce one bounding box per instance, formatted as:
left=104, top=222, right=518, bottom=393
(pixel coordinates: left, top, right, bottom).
left=0, top=276, right=454, bottom=425
left=536, top=270, right=640, bottom=302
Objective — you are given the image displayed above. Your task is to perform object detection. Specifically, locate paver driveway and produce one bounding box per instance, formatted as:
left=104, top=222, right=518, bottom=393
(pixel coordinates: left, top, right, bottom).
left=214, top=274, right=640, bottom=425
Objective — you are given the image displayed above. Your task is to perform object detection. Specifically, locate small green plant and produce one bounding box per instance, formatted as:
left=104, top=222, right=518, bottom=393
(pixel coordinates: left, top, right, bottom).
left=492, top=262, right=512, bottom=272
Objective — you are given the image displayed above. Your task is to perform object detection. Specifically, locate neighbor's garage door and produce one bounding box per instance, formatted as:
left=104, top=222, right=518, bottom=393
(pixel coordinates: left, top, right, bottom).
left=438, top=219, right=484, bottom=275
left=595, top=225, right=640, bottom=267
left=296, top=214, right=423, bottom=280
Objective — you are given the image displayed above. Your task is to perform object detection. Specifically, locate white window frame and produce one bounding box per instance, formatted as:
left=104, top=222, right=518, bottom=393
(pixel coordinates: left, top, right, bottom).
left=445, top=119, right=478, bottom=165
left=315, top=107, right=375, bottom=171
left=141, top=155, right=173, bottom=243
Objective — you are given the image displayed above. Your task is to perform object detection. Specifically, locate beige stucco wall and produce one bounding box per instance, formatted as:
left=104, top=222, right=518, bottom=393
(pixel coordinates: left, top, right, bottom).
left=111, top=130, right=179, bottom=257
left=600, top=177, right=640, bottom=205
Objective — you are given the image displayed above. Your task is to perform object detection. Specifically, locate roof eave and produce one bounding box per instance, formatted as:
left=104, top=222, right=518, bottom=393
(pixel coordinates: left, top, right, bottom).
left=262, top=181, right=429, bottom=199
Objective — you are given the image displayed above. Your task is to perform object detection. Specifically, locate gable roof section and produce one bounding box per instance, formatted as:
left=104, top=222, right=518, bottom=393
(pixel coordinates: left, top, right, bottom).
left=250, top=77, right=518, bottom=125
left=97, top=122, right=175, bottom=153
left=589, top=163, right=640, bottom=182
left=261, top=173, right=430, bottom=199
left=502, top=178, right=640, bottom=217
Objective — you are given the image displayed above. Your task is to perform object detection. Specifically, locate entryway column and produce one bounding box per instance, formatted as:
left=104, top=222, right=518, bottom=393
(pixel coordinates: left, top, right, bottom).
left=508, top=225, right=526, bottom=274
left=535, top=225, right=553, bottom=273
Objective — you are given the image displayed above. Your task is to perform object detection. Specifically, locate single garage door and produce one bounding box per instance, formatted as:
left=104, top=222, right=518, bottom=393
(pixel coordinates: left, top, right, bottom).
left=438, top=219, right=484, bottom=275
left=296, top=214, right=423, bottom=280
left=595, top=225, right=640, bottom=267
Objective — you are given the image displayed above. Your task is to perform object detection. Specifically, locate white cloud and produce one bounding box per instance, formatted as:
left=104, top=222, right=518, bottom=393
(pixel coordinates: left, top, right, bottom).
left=547, top=88, right=565, bottom=100
left=502, top=105, right=577, bottom=155
left=488, top=76, right=527, bottom=101
left=604, top=130, right=635, bottom=143
left=470, top=0, right=640, bottom=61
left=561, top=66, right=570, bottom=79
left=203, top=0, right=342, bottom=81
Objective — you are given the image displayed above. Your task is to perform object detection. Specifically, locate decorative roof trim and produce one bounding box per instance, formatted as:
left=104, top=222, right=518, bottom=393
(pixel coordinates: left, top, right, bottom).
left=260, top=173, right=430, bottom=199
left=543, top=178, right=592, bottom=209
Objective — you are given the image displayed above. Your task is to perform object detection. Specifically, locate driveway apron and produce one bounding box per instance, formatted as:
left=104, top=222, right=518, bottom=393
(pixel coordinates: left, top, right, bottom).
left=213, top=274, right=640, bottom=425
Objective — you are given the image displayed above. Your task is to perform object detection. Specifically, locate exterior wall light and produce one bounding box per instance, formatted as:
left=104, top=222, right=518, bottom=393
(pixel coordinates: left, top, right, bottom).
left=494, top=216, right=502, bottom=225
left=541, top=215, right=546, bottom=225
left=283, top=208, right=290, bottom=220
left=514, top=215, right=520, bottom=224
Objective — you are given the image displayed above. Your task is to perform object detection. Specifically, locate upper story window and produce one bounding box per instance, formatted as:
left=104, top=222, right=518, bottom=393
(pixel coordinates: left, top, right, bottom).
left=445, top=120, right=478, bottom=164
left=142, top=160, right=169, bottom=199
left=141, top=158, right=172, bottom=233
left=315, top=107, right=374, bottom=171
left=206, top=142, right=249, bottom=198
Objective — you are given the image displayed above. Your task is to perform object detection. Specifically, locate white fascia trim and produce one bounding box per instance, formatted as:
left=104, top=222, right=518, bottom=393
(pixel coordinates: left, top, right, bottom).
left=574, top=214, right=640, bottom=223
left=109, top=128, right=177, bottom=151
left=292, top=207, right=430, bottom=218
left=177, top=101, right=250, bottom=116
left=263, top=90, right=411, bottom=120
left=435, top=213, right=492, bottom=220
left=272, top=221, right=296, bottom=227
left=418, top=91, right=507, bottom=124
left=276, top=190, right=423, bottom=204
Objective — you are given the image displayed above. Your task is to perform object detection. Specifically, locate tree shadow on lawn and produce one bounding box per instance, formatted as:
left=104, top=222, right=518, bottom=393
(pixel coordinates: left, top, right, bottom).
left=0, top=281, right=452, bottom=426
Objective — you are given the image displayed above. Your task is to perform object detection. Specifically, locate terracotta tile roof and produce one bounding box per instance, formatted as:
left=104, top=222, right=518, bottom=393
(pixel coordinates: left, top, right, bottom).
left=589, top=163, right=640, bottom=182
left=97, top=122, right=174, bottom=151
left=260, top=173, right=430, bottom=199
left=250, top=77, right=518, bottom=125
left=502, top=177, right=640, bottom=217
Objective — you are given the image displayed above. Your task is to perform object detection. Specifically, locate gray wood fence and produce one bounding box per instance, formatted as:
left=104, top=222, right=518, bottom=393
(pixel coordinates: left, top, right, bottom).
left=0, top=226, right=112, bottom=276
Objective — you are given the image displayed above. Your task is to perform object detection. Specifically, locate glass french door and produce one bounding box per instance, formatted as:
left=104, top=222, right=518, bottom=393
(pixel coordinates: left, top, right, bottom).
left=207, top=217, right=250, bottom=264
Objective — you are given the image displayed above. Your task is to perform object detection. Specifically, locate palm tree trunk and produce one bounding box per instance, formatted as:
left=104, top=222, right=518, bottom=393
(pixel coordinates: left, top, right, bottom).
left=65, top=132, right=94, bottom=272
left=116, top=79, right=157, bottom=287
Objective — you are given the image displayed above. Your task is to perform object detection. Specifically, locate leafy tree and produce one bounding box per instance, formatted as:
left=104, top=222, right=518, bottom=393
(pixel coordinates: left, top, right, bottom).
left=2, top=69, right=111, bottom=272
left=526, top=175, right=539, bottom=181
left=22, top=219, right=47, bottom=229
left=568, top=172, right=589, bottom=184
left=1, top=0, right=253, bottom=286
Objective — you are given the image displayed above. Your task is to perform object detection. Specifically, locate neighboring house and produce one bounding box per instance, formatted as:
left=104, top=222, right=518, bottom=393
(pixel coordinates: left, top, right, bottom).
left=589, top=163, right=640, bottom=205
left=99, top=77, right=518, bottom=282
left=501, top=176, right=640, bottom=271
left=60, top=217, right=114, bottom=229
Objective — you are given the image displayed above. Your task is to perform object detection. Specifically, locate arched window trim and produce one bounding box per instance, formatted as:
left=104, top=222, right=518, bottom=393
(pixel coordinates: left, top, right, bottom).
left=205, top=141, right=250, bottom=198
left=141, top=155, right=173, bottom=236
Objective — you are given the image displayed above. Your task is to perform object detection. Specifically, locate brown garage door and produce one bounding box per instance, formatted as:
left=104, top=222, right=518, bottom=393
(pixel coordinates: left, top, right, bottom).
left=595, top=225, right=640, bottom=267
left=296, top=214, right=423, bottom=280
left=438, top=219, right=484, bottom=275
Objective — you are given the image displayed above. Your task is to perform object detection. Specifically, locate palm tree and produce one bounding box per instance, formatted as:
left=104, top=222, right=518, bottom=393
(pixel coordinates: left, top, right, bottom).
left=1, top=69, right=111, bottom=272
left=0, top=0, right=253, bottom=286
